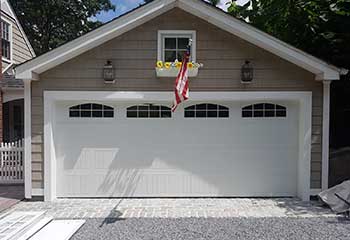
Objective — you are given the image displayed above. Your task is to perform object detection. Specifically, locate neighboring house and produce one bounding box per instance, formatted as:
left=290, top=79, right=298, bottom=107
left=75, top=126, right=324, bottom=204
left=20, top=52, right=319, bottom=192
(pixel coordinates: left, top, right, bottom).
left=1, top=0, right=35, bottom=142
left=16, top=0, right=343, bottom=201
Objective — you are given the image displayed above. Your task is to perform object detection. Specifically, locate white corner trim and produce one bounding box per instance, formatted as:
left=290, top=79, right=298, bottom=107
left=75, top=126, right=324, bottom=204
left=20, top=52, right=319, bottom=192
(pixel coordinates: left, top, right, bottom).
left=32, top=188, right=44, bottom=196
left=43, top=91, right=312, bottom=201
left=44, top=95, right=56, bottom=201
left=322, top=81, right=331, bottom=191
left=15, top=0, right=340, bottom=81
left=24, top=81, right=32, bottom=199
left=297, top=93, right=312, bottom=201
left=157, top=30, right=197, bottom=62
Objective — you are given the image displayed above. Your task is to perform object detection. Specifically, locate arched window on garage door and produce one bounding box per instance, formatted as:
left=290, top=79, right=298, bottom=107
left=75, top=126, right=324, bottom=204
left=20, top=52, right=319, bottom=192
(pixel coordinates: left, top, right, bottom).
left=242, top=103, right=287, bottom=118
left=69, top=103, right=114, bottom=118
left=127, top=105, right=172, bottom=118
left=184, top=103, right=229, bottom=118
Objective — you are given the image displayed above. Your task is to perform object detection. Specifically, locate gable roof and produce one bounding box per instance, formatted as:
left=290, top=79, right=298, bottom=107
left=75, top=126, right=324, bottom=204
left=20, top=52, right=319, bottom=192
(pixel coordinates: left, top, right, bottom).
left=15, top=0, right=341, bottom=81
left=1, top=0, right=36, bottom=57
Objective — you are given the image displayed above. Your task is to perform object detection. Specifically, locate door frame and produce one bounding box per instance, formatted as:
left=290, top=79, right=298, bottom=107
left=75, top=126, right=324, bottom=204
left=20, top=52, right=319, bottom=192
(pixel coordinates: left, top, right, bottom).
left=42, top=91, right=312, bottom=201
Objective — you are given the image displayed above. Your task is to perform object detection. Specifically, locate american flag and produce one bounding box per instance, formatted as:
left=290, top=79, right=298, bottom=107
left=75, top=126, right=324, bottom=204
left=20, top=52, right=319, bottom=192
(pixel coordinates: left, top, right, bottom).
left=171, top=41, right=192, bottom=112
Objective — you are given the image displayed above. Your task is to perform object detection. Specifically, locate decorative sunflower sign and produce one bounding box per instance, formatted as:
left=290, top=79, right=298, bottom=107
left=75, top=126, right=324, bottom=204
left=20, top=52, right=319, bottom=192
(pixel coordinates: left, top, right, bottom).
left=155, top=59, right=203, bottom=77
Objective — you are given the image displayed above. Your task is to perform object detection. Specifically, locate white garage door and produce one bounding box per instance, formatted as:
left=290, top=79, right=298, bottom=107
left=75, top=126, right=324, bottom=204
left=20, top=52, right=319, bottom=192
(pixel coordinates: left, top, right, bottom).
left=54, top=101, right=299, bottom=197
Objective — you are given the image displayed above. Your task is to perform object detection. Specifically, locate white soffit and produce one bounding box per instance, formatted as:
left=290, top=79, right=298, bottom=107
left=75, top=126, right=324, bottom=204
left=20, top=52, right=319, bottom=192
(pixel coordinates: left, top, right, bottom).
left=15, top=0, right=340, bottom=80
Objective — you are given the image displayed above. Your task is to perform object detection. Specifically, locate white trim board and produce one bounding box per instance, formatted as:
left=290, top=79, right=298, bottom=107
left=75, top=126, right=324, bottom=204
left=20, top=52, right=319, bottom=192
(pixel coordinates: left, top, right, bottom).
left=322, top=81, right=331, bottom=190
left=29, top=220, right=85, bottom=240
left=43, top=90, right=312, bottom=201
left=16, top=0, right=340, bottom=81
left=17, top=217, right=53, bottom=240
left=0, top=211, right=46, bottom=240
left=24, top=81, right=32, bottom=199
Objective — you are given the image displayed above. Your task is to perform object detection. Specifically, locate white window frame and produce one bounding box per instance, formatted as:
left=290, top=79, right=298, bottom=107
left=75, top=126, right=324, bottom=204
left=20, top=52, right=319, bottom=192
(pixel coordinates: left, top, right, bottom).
left=157, top=30, right=196, bottom=62
left=1, top=18, right=13, bottom=63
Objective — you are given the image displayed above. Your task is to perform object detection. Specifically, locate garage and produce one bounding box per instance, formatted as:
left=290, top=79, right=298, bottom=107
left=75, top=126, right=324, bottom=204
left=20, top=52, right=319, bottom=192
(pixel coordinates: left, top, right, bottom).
left=51, top=93, right=302, bottom=198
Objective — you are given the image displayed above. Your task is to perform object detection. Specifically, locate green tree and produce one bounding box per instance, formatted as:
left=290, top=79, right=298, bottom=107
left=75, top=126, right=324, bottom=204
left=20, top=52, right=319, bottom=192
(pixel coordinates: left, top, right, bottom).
left=10, top=0, right=115, bottom=55
left=145, top=0, right=221, bottom=6
left=227, top=0, right=350, bottom=69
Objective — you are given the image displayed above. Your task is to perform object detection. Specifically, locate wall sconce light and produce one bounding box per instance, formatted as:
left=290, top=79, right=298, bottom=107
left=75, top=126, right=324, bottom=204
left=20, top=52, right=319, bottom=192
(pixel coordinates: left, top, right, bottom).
left=241, top=60, right=253, bottom=83
left=103, top=60, right=115, bottom=83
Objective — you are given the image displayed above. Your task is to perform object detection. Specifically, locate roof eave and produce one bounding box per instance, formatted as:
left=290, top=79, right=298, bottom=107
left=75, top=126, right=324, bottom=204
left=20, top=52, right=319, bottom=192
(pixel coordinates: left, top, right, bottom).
left=178, top=0, right=341, bottom=80
left=16, top=0, right=176, bottom=80
left=15, top=0, right=342, bottom=81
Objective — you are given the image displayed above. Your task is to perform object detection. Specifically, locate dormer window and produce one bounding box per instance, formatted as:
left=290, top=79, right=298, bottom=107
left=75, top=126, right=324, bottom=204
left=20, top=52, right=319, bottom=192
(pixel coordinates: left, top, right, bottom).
left=1, top=20, right=11, bottom=61
left=158, top=30, right=196, bottom=62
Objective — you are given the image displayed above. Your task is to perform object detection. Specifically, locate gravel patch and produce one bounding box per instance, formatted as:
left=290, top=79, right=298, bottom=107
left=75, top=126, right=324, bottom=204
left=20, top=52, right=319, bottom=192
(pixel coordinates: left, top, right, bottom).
left=71, top=217, right=350, bottom=240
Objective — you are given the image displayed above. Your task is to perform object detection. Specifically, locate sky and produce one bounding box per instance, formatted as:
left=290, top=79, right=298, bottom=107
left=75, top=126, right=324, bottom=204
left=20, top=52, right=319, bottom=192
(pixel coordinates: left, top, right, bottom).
left=95, top=0, right=249, bottom=23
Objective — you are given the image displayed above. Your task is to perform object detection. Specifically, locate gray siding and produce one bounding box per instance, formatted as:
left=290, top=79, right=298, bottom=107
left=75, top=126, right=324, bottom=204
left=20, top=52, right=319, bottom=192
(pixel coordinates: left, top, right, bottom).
left=31, top=8, right=323, bottom=190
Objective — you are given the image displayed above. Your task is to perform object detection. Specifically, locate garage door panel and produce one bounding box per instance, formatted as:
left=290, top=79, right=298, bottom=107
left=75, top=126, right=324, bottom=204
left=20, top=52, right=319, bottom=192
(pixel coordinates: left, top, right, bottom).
left=55, top=101, right=299, bottom=197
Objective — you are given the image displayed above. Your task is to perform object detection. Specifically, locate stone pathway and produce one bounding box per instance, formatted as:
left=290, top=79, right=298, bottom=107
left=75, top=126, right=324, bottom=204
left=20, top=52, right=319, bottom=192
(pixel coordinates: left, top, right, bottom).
left=9, top=198, right=337, bottom=219
left=0, top=185, right=24, bottom=213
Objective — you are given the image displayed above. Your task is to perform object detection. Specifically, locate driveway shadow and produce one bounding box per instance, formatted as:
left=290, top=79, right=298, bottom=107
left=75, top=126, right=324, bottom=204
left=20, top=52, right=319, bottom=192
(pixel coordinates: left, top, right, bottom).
left=99, top=199, right=125, bottom=227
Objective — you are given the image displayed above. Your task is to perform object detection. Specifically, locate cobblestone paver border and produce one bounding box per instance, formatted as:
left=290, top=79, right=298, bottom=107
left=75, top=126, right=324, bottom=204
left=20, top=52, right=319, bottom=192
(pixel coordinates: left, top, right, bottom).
left=8, top=198, right=336, bottom=219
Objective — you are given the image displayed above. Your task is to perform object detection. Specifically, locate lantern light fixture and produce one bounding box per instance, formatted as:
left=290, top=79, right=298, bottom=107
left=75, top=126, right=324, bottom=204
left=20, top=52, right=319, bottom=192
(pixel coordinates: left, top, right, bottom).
left=103, top=60, right=115, bottom=83
left=241, top=60, right=254, bottom=83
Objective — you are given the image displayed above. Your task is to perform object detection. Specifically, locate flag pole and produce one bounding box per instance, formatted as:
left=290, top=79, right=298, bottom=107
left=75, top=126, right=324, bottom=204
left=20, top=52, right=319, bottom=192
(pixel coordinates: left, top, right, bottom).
left=171, top=38, right=192, bottom=112
left=188, top=39, right=193, bottom=56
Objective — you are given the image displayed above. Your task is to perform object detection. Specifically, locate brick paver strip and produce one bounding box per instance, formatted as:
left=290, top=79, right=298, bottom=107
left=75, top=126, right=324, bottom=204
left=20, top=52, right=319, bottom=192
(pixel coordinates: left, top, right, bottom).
left=7, top=198, right=336, bottom=219
left=0, top=185, right=24, bottom=213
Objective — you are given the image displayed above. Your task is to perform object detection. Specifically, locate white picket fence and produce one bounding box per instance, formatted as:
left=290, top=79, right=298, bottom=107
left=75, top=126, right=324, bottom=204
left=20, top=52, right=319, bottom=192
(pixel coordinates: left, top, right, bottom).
left=0, top=139, right=24, bottom=184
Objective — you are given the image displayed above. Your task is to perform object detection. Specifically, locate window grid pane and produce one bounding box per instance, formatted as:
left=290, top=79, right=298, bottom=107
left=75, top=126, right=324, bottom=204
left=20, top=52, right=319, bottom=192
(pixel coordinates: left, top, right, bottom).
left=242, top=103, right=287, bottom=118
left=185, top=104, right=229, bottom=119
left=1, top=21, right=10, bottom=60
left=2, top=40, right=10, bottom=59
left=1, top=21, right=10, bottom=40
left=163, top=35, right=191, bottom=62
left=69, top=104, right=114, bottom=118
left=127, top=105, right=172, bottom=118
